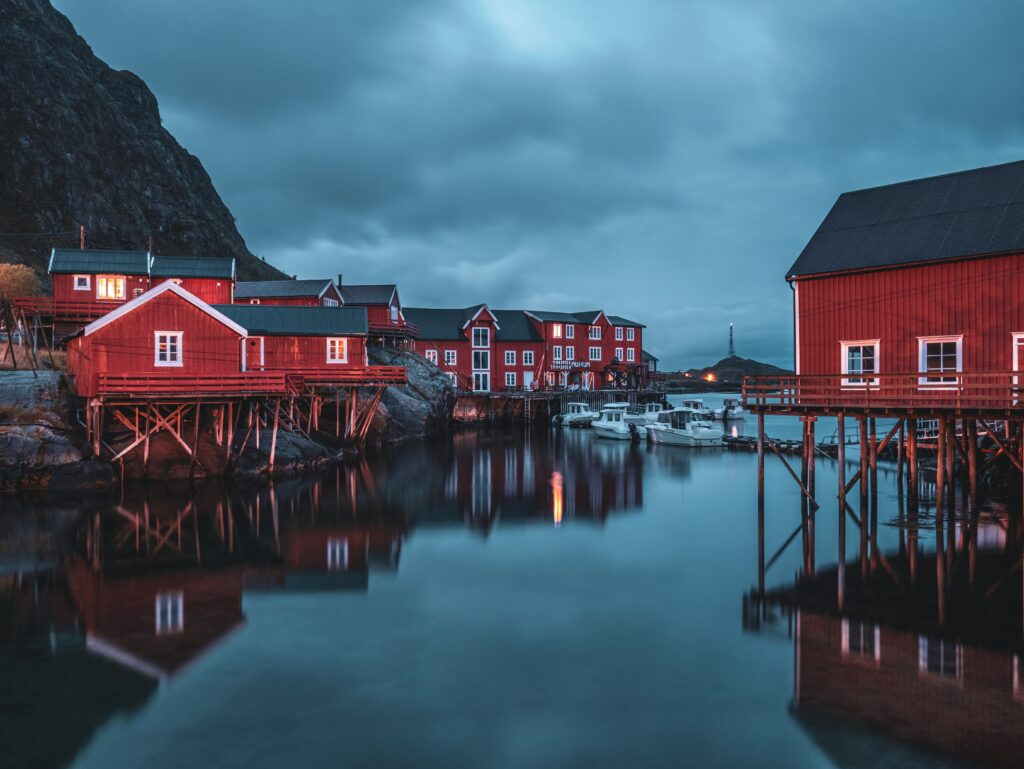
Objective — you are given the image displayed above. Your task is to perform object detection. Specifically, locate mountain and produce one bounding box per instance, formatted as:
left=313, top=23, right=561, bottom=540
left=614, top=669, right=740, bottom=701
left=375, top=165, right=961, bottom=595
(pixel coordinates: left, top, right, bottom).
left=681, top=355, right=791, bottom=383
left=0, top=0, right=286, bottom=282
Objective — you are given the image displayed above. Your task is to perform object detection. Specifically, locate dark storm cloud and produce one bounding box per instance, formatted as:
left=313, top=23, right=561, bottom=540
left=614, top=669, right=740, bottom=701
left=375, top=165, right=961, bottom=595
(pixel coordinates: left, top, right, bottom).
left=55, top=0, right=1024, bottom=369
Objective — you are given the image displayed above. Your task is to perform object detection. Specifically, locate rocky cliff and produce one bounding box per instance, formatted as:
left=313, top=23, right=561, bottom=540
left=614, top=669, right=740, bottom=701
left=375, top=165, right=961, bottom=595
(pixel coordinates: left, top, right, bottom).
left=0, top=0, right=285, bottom=281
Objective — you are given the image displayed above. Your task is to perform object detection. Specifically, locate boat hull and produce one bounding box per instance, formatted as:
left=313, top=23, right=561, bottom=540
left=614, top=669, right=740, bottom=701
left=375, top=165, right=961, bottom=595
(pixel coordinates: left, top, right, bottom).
left=593, top=423, right=645, bottom=441
left=647, top=426, right=722, bottom=447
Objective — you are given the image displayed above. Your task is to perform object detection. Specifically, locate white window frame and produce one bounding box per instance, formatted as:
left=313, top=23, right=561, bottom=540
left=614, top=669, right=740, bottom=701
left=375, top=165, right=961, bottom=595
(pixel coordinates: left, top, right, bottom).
left=472, top=349, right=490, bottom=372
left=627, top=327, right=636, bottom=341
left=626, top=347, right=636, bottom=362
left=523, top=350, right=535, bottom=366
left=589, top=326, right=602, bottom=340
left=73, top=274, right=90, bottom=291
left=615, top=347, right=624, bottom=361
left=390, top=304, right=399, bottom=322
left=326, top=337, right=348, bottom=364
left=552, top=323, right=563, bottom=339
left=841, top=618, right=881, bottom=663
left=96, top=275, right=126, bottom=301
left=249, top=298, right=261, bottom=305
left=615, top=327, right=624, bottom=341
left=566, top=346, right=575, bottom=361
left=589, top=346, right=601, bottom=361
left=565, top=325, right=575, bottom=339
left=323, top=297, right=339, bottom=307
left=917, top=335, right=963, bottom=387
left=473, top=371, right=490, bottom=392
left=425, top=349, right=438, bottom=364
left=840, top=339, right=880, bottom=387
left=132, top=287, right=144, bottom=298
left=154, top=331, right=183, bottom=367
left=553, top=346, right=562, bottom=361
left=1012, top=333, right=1024, bottom=397
left=472, top=327, right=490, bottom=348
left=444, top=349, right=457, bottom=366
left=505, top=350, right=516, bottom=366
left=155, top=591, right=184, bottom=635
left=918, top=635, right=963, bottom=680
left=505, top=372, right=516, bottom=388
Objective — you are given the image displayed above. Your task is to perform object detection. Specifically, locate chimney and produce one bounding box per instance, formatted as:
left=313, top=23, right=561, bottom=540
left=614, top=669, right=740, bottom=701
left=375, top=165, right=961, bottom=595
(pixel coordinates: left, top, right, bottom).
left=337, top=273, right=343, bottom=287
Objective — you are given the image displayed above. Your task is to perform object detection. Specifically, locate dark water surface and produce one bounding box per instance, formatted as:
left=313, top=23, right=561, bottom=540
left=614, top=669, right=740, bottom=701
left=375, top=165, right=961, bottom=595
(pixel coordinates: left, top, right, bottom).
left=1, top=394, right=1020, bottom=768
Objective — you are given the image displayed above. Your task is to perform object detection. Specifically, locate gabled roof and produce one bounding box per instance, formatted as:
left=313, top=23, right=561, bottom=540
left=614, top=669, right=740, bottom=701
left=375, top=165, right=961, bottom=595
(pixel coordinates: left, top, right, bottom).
left=49, top=248, right=150, bottom=275
left=526, top=310, right=608, bottom=325
left=461, top=304, right=499, bottom=329
left=213, top=305, right=368, bottom=336
left=403, top=307, right=474, bottom=341
left=84, top=281, right=248, bottom=337
left=338, top=284, right=397, bottom=306
left=234, top=279, right=336, bottom=300
left=150, top=255, right=235, bottom=280
left=642, top=349, right=658, bottom=362
left=789, top=159, right=1024, bottom=279
left=491, top=310, right=543, bottom=342
left=607, top=314, right=645, bottom=328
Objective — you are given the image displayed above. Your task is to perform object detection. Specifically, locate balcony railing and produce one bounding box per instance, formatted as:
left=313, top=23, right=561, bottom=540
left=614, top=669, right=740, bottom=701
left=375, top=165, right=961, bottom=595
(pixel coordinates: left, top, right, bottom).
left=14, top=296, right=123, bottom=322
left=98, top=372, right=288, bottom=397
left=742, top=372, right=1024, bottom=413
left=262, top=366, right=408, bottom=387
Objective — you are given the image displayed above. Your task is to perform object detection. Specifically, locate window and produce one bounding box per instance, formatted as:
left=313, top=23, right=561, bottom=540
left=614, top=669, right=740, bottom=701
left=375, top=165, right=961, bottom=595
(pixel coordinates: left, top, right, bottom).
left=425, top=349, right=438, bottom=364
left=323, top=297, right=339, bottom=307
left=566, top=346, right=575, bottom=361
left=589, top=346, right=601, bottom=361
left=505, top=372, right=516, bottom=388
left=155, top=591, right=184, bottom=635
left=918, top=336, right=962, bottom=385
left=841, top=619, right=880, bottom=662
left=552, top=324, right=563, bottom=339
left=472, top=327, right=490, bottom=347
left=523, top=350, right=535, bottom=366
left=589, top=326, right=602, bottom=340
left=841, top=340, right=879, bottom=386
left=249, top=298, right=261, bottom=305
left=505, top=350, right=516, bottom=366
left=473, top=372, right=490, bottom=392
left=565, top=325, right=575, bottom=339
left=919, top=635, right=962, bottom=679
left=626, top=348, right=636, bottom=362
left=327, top=337, right=347, bottom=363
left=327, top=538, right=348, bottom=571
left=73, top=275, right=90, bottom=291
left=615, top=327, right=624, bottom=341
left=390, top=304, right=399, bottom=322
left=472, top=350, right=489, bottom=370
left=615, top=347, right=624, bottom=361
left=154, top=332, right=182, bottom=367
left=96, top=275, right=126, bottom=300
left=553, top=346, right=563, bottom=361
left=627, top=327, right=635, bottom=341
left=445, top=349, right=457, bottom=366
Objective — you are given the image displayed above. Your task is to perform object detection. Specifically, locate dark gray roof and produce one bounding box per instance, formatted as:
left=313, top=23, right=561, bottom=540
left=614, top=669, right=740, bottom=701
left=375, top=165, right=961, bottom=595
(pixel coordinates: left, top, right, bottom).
left=234, top=279, right=335, bottom=299
left=49, top=248, right=149, bottom=275
left=151, top=255, right=235, bottom=279
left=789, top=159, right=1024, bottom=279
left=642, top=349, right=658, bottom=362
left=492, top=310, right=543, bottom=342
left=339, top=284, right=396, bottom=305
left=607, top=314, right=645, bottom=328
left=527, top=310, right=605, bottom=324
left=404, top=307, right=543, bottom=342
left=213, top=305, right=367, bottom=336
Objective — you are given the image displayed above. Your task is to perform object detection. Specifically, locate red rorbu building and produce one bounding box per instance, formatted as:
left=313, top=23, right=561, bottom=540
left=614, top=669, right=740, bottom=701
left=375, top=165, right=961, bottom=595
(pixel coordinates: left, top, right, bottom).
left=338, top=280, right=417, bottom=341
left=746, top=159, right=1024, bottom=412
left=233, top=278, right=342, bottom=307
left=149, top=254, right=235, bottom=304
left=49, top=248, right=150, bottom=305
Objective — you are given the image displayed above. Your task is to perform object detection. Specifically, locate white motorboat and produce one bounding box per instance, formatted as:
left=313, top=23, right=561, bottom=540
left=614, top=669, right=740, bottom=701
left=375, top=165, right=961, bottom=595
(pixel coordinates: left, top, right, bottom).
left=637, top=401, right=669, bottom=424
left=552, top=401, right=599, bottom=427
left=713, top=397, right=746, bottom=421
left=647, top=408, right=723, bottom=447
left=679, top=398, right=714, bottom=420
left=592, top=406, right=645, bottom=441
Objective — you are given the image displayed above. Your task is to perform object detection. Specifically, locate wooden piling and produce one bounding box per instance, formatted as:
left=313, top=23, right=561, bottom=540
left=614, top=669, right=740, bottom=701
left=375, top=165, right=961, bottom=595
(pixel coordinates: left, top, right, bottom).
left=757, top=411, right=765, bottom=596
left=836, top=413, right=846, bottom=610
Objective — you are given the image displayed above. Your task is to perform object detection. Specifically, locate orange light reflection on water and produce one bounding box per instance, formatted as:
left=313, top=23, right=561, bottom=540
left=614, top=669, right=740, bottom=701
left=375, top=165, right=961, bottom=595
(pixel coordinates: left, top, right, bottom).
left=551, top=471, right=563, bottom=527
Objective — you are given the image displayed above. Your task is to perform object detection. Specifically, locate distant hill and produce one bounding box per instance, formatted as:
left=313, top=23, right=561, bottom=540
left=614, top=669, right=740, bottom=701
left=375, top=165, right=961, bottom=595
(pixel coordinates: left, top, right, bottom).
left=0, top=0, right=287, bottom=282
left=680, top=355, right=792, bottom=384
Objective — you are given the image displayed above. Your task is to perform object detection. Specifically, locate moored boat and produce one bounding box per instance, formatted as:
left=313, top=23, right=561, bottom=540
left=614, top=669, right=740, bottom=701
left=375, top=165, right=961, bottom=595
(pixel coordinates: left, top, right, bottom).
left=647, top=407, right=723, bottom=447
left=592, top=405, right=645, bottom=441
left=679, top=398, right=714, bottom=420
left=552, top=401, right=599, bottom=427
left=713, top=397, right=746, bottom=421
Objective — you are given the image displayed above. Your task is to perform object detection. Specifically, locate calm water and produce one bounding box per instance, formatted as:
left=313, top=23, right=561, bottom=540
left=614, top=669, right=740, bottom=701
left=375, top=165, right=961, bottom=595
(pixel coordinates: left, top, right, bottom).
left=1, top=393, right=1020, bottom=768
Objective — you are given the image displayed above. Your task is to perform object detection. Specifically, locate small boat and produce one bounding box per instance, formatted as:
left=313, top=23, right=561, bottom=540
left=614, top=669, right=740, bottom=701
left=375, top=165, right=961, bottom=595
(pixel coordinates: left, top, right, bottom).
left=647, top=408, right=723, bottom=447
left=592, top=406, right=645, bottom=441
left=637, top=401, right=669, bottom=424
left=713, top=397, right=746, bottom=421
left=679, top=398, right=713, bottom=420
left=552, top=401, right=599, bottom=427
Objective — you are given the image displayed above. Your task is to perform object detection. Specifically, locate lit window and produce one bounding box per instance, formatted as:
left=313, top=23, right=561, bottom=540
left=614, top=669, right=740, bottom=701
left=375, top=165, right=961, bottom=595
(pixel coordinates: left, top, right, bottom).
left=918, top=635, right=962, bottom=679
left=626, top=348, right=636, bottom=362
left=919, top=337, right=962, bottom=385
left=566, top=347, right=575, bottom=361
left=96, top=275, right=126, bottom=300
left=425, top=349, right=438, bottom=364
left=589, top=326, right=601, bottom=340
left=155, top=591, right=184, bottom=635
left=552, top=324, right=563, bottom=339
left=565, top=325, right=575, bottom=339
left=472, top=327, right=490, bottom=347
left=841, top=340, right=879, bottom=386
left=615, top=347, right=624, bottom=361
left=249, top=299, right=261, bottom=305
left=615, top=327, right=624, bottom=341
left=505, top=350, right=516, bottom=365
left=327, top=338, right=347, bottom=363
left=553, top=346, right=562, bottom=361
left=505, top=372, right=516, bottom=388
left=323, top=297, right=339, bottom=307
left=523, top=351, right=535, bottom=366
left=841, top=619, right=880, bottom=661
left=154, top=332, right=183, bottom=367
left=73, top=275, right=90, bottom=291
left=327, top=538, right=348, bottom=571
left=589, top=346, right=601, bottom=361
left=445, top=349, right=457, bottom=365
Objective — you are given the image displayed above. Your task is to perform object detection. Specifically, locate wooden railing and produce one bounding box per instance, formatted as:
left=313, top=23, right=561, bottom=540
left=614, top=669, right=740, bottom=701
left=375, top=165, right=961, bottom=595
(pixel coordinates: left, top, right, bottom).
left=368, top=319, right=419, bottom=337
left=13, top=296, right=123, bottom=321
left=742, top=372, right=1024, bottom=412
left=252, top=366, right=408, bottom=387
left=98, top=372, right=288, bottom=396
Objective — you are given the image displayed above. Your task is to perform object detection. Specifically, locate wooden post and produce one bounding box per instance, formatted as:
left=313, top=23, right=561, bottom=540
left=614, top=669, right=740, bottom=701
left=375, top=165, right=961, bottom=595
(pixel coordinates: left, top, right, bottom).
left=269, top=399, right=280, bottom=472
left=906, top=416, right=918, bottom=583
left=869, top=417, right=879, bottom=575
left=858, top=416, right=869, bottom=577
left=757, top=411, right=765, bottom=596
left=836, top=413, right=846, bottom=610
left=807, top=416, right=816, bottom=576
left=143, top=404, right=151, bottom=473
left=335, top=388, right=341, bottom=437
left=92, top=402, right=103, bottom=458
left=800, top=418, right=810, bottom=574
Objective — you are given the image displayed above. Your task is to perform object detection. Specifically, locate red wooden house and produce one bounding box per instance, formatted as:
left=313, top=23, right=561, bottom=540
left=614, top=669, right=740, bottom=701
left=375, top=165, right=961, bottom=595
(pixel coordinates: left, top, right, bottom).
left=49, top=248, right=150, bottom=305
left=748, top=159, right=1024, bottom=411
left=233, top=278, right=342, bottom=307
left=337, top=280, right=416, bottom=339
left=149, top=254, right=235, bottom=304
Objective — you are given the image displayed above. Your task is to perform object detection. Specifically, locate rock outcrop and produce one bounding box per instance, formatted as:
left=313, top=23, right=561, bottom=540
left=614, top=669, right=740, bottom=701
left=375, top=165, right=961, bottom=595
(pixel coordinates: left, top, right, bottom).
left=365, top=347, right=455, bottom=443
left=0, top=0, right=286, bottom=281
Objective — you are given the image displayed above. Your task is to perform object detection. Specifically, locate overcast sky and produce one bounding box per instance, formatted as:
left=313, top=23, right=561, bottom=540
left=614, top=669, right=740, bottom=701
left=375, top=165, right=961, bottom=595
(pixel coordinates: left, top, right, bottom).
left=55, top=0, right=1024, bottom=369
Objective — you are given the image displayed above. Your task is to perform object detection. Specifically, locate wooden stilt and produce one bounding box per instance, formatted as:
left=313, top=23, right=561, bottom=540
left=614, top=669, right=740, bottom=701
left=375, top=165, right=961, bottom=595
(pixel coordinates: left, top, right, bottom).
left=269, top=399, right=281, bottom=472
left=807, top=416, right=816, bottom=576
left=837, top=413, right=846, bottom=611
left=869, top=417, right=879, bottom=575
left=858, top=416, right=869, bottom=577
left=757, top=411, right=765, bottom=596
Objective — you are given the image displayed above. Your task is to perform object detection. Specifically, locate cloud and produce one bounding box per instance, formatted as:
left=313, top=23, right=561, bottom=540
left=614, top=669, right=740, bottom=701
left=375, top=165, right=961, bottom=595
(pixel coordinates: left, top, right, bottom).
left=54, top=0, right=1024, bottom=369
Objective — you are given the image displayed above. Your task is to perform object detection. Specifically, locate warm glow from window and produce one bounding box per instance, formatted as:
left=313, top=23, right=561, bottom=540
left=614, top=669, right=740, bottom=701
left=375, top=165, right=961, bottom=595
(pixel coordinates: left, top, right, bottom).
left=551, top=471, right=563, bottom=526
left=552, top=324, right=563, bottom=338
left=96, top=275, right=125, bottom=300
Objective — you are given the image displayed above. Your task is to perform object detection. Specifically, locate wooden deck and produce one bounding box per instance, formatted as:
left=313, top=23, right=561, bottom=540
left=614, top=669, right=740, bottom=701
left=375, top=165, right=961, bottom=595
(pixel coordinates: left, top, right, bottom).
left=742, top=372, right=1024, bottom=417
left=367, top=319, right=419, bottom=338
left=13, top=296, right=123, bottom=323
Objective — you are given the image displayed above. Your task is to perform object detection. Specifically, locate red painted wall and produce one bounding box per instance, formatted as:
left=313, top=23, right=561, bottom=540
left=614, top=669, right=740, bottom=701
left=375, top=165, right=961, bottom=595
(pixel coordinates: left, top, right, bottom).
left=794, top=254, right=1024, bottom=376
left=236, top=283, right=341, bottom=307
left=250, top=335, right=368, bottom=371
left=53, top=273, right=148, bottom=303
left=169, top=278, right=233, bottom=305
